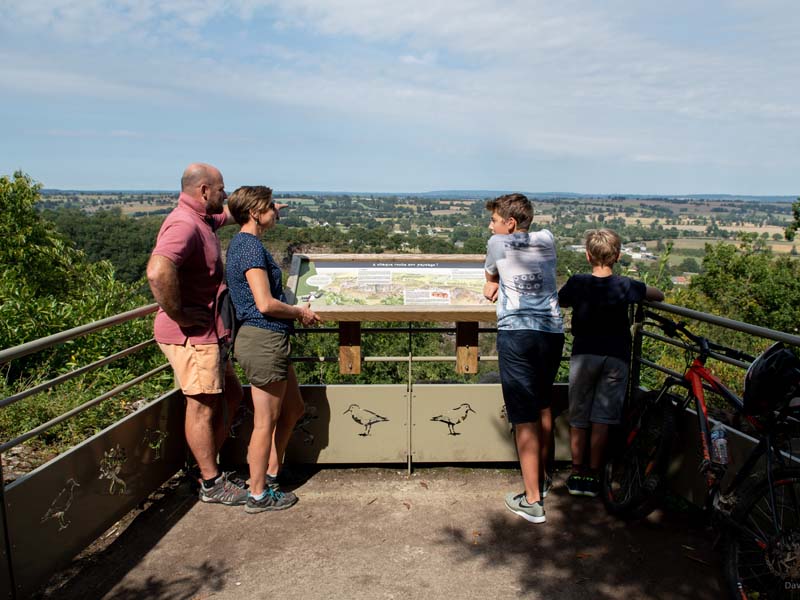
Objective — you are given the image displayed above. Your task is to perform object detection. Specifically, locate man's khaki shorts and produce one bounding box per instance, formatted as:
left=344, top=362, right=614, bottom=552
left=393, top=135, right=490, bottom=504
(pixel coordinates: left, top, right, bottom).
left=158, top=340, right=227, bottom=396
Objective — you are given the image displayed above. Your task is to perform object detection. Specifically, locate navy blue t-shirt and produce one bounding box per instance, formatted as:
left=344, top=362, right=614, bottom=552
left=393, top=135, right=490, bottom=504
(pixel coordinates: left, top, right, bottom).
left=558, top=274, right=646, bottom=360
left=225, top=232, right=292, bottom=334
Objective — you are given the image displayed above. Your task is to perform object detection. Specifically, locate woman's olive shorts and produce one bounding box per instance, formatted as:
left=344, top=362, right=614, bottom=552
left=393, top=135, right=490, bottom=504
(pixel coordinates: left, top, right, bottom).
left=233, top=325, right=291, bottom=387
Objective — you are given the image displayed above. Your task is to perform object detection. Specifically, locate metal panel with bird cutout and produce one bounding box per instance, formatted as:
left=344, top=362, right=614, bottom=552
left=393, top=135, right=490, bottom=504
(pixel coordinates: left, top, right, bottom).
left=3, top=391, right=185, bottom=597
left=221, top=385, right=409, bottom=465
left=411, top=384, right=517, bottom=462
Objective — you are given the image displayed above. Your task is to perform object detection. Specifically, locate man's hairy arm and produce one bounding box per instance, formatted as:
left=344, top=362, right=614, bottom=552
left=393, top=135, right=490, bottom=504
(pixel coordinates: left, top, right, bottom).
left=147, top=254, right=210, bottom=328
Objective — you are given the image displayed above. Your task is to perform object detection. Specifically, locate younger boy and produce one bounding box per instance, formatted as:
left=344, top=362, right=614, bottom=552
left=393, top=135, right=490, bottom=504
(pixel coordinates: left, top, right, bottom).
left=484, top=193, right=564, bottom=524
left=558, top=229, right=664, bottom=497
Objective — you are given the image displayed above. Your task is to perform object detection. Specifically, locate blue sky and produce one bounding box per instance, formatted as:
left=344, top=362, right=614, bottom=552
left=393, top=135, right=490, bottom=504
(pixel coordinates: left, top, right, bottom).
left=1, top=1, right=798, bottom=194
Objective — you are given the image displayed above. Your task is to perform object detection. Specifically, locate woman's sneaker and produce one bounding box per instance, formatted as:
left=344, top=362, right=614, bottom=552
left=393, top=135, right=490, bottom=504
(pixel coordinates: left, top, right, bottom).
left=199, top=472, right=248, bottom=506
left=265, top=474, right=298, bottom=504
left=245, top=487, right=298, bottom=514
left=504, top=492, right=546, bottom=524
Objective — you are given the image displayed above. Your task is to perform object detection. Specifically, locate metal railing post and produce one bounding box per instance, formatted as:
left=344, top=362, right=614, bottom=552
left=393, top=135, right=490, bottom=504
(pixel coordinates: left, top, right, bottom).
left=629, top=303, right=645, bottom=394
left=0, top=460, right=16, bottom=600
left=407, top=323, right=413, bottom=475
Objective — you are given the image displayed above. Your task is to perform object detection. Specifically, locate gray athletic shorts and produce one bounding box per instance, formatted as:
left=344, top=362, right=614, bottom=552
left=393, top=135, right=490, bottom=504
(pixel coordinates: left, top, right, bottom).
left=568, top=354, right=629, bottom=428
left=234, top=325, right=291, bottom=388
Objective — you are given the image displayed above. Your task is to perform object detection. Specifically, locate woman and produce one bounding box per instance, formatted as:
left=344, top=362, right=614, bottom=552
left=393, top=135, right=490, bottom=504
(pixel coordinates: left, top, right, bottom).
left=225, top=185, right=321, bottom=514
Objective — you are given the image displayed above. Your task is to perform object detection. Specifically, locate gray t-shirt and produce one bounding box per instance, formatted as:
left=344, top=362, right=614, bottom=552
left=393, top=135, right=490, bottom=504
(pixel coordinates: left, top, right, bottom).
left=484, top=230, right=563, bottom=332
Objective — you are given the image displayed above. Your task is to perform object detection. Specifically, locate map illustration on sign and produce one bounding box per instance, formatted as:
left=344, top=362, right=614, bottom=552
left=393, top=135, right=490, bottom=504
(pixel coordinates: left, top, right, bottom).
left=291, top=254, right=492, bottom=308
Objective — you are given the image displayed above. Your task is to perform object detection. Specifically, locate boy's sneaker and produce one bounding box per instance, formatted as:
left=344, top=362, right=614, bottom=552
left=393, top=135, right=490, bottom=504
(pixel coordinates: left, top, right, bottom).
left=582, top=475, right=600, bottom=498
left=541, top=474, right=553, bottom=499
left=504, top=492, right=546, bottom=524
left=199, top=472, right=249, bottom=506
left=245, top=487, right=299, bottom=514
left=566, top=474, right=586, bottom=496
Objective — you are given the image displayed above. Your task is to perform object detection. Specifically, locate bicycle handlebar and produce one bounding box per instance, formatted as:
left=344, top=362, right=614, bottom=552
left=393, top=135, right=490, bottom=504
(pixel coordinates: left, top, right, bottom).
left=643, top=310, right=756, bottom=363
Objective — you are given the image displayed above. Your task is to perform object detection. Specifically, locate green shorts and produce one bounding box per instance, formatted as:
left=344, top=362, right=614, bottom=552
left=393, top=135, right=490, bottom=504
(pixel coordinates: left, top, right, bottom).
left=233, top=325, right=291, bottom=387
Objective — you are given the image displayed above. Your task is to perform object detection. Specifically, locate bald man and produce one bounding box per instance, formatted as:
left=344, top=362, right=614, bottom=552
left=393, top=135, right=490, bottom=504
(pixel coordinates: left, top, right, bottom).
left=147, top=163, right=247, bottom=506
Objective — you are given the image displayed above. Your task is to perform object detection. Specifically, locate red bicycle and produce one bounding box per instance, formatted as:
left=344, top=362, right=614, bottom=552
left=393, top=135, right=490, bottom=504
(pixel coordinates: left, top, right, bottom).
left=602, top=310, right=800, bottom=599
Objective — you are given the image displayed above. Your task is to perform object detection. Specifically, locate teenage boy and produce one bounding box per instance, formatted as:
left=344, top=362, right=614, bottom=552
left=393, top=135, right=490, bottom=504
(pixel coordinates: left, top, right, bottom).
left=558, top=228, right=664, bottom=497
left=484, top=193, right=564, bottom=524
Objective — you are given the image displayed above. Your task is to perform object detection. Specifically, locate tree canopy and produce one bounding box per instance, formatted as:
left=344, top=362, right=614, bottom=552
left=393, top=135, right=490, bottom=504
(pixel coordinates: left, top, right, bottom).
left=0, top=172, right=151, bottom=377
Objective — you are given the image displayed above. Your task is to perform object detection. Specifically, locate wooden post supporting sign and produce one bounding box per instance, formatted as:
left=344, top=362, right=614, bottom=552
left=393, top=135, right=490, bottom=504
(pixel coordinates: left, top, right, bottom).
left=455, top=322, right=479, bottom=374
left=338, top=322, right=361, bottom=374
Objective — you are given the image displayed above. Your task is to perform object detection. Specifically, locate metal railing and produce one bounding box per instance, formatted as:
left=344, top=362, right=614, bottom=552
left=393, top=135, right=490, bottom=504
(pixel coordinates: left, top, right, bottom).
left=0, top=304, right=162, bottom=454
left=631, top=300, right=800, bottom=392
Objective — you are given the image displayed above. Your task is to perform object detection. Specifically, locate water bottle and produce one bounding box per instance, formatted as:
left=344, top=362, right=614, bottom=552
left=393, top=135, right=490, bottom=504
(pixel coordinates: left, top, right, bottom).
left=710, top=423, right=729, bottom=465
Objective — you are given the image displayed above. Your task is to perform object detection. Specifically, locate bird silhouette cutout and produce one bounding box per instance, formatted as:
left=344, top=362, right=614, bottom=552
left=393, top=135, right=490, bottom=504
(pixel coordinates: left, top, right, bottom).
left=99, top=445, right=128, bottom=495
left=343, top=404, right=389, bottom=436
left=431, top=403, right=477, bottom=435
left=293, top=406, right=319, bottom=445
left=41, top=478, right=80, bottom=531
left=141, top=428, right=169, bottom=460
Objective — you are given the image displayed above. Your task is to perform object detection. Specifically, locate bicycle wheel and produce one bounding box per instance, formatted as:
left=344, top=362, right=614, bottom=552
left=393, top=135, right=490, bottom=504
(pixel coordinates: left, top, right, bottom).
left=601, top=391, right=676, bottom=519
left=723, top=468, right=800, bottom=599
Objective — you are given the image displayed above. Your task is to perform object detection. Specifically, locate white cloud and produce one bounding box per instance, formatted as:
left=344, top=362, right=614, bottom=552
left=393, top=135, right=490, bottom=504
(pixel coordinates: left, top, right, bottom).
left=1, top=1, right=799, bottom=190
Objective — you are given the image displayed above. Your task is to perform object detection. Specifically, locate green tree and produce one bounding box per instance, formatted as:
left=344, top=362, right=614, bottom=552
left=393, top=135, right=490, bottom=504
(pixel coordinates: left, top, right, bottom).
left=0, top=172, right=154, bottom=378
left=674, top=242, right=800, bottom=335
left=785, top=199, right=800, bottom=241
left=0, top=172, right=169, bottom=455
left=46, top=207, right=163, bottom=284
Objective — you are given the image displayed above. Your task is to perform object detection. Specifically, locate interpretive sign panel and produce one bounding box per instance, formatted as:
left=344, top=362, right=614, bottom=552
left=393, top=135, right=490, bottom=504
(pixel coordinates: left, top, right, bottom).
left=286, top=254, right=496, bottom=323
left=291, top=254, right=491, bottom=307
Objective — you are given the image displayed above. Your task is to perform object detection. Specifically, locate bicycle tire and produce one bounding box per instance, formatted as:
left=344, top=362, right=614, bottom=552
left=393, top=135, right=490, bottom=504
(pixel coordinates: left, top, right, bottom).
left=723, top=467, right=800, bottom=599
left=601, top=391, right=677, bottom=519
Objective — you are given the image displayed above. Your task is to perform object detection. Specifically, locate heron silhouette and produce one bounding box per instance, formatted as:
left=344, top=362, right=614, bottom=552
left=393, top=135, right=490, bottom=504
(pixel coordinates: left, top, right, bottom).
left=41, top=478, right=80, bottom=531
left=343, top=404, right=389, bottom=436
left=99, top=445, right=127, bottom=495
left=431, top=403, right=476, bottom=435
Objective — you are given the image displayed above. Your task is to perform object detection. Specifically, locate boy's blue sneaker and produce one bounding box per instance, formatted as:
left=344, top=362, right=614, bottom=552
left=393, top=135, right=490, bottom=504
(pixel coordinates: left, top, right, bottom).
left=566, top=474, right=585, bottom=496
left=504, top=492, right=546, bottom=524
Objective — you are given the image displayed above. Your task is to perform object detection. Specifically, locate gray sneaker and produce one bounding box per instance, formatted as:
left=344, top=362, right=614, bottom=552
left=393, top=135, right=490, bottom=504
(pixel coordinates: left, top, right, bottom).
left=245, top=487, right=299, bottom=514
left=265, top=474, right=298, bottom=504
left=199, top=472, right=249, bottom=506
left=505, top=492, right=546, bottom=524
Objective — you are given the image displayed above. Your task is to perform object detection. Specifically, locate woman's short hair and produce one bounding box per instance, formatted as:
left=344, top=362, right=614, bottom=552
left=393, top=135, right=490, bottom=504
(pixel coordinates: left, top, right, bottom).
left=485, top=193, right=533, bottom=230
left=227, top=186, right=273, bottom=225
left=585, top=228, right=622, bottom=267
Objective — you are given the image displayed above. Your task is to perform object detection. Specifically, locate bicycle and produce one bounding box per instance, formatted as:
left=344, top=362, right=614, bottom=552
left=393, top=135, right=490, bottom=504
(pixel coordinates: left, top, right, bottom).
left=601, top=309, right=800, bottom=599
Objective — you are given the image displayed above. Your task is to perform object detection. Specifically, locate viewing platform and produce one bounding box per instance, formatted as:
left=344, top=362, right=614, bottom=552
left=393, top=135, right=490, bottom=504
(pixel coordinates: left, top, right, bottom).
left=40, top=467, right=722, bottom=600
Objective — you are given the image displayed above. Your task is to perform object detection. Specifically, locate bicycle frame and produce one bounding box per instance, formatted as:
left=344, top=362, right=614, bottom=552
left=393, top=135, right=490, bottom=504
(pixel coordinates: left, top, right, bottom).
left=654, top=339, right=794, bottom=550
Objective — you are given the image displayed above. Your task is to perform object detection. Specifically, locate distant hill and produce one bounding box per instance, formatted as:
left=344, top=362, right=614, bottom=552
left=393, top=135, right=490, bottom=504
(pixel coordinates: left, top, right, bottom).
left=40, top=188, right=795, bottom=203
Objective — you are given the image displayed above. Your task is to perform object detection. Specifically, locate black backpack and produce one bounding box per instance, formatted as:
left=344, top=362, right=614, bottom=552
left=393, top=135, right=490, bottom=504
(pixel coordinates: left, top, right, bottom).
left=217, top=285, right=239, bottom=362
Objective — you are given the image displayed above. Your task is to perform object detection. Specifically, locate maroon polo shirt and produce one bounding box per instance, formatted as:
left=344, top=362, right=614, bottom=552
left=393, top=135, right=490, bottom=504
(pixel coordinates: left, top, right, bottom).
left=151, top=192, right=227, bottom=345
